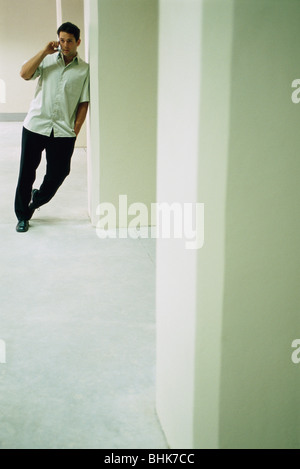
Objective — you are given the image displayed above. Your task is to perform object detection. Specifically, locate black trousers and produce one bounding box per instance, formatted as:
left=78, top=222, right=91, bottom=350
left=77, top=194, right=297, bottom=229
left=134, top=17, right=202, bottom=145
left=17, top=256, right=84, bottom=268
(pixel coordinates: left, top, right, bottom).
left=15, top=127, right=76, bottom=221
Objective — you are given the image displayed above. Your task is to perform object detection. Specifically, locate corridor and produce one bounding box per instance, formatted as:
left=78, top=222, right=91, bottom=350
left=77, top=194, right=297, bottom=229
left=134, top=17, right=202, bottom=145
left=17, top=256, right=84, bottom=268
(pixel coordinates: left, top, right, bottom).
left=0, top=122, right=167, bottom=449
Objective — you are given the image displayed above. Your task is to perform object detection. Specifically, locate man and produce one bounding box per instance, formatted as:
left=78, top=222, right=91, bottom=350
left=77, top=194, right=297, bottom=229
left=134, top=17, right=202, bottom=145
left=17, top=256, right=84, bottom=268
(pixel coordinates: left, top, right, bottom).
left=15, top=22, right=90, bottom=233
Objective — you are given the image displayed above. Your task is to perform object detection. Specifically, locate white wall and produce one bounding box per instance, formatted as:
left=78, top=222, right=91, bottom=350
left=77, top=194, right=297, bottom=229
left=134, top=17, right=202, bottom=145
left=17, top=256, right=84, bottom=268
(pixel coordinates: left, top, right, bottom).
left=0, top=0, right=57, bottom=116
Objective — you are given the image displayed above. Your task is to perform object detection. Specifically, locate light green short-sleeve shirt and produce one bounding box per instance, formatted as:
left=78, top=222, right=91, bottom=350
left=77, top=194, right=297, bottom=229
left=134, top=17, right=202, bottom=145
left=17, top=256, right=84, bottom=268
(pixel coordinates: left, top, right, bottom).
left=23, top=51, right=90, bottom=138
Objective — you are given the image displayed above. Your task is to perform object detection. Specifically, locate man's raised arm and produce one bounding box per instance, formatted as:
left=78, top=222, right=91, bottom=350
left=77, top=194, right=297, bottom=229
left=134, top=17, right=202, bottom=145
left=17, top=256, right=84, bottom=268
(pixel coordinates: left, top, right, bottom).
left=20, top=41, right=59, bottom=80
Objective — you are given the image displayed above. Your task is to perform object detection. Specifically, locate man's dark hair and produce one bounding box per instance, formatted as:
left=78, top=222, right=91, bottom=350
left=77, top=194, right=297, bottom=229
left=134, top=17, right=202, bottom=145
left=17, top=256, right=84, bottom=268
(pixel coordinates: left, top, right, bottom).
left=57, top=22, right=80, bottom=42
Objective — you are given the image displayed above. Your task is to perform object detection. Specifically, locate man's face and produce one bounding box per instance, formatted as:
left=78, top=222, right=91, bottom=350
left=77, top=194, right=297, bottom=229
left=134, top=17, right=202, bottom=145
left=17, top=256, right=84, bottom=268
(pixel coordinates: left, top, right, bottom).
left=58, top=32, right=81, bottom=59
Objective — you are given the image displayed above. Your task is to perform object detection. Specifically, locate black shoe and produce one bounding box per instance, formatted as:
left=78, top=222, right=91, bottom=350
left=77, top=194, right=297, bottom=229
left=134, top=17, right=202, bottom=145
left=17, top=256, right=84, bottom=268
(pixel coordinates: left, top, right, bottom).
left=16, top=220, right=29, bottom=233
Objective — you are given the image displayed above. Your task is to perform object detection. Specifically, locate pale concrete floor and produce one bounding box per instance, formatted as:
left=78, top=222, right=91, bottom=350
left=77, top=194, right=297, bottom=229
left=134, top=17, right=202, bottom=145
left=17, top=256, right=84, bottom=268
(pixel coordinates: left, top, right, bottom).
left=0, top=122, right=168, bottom=449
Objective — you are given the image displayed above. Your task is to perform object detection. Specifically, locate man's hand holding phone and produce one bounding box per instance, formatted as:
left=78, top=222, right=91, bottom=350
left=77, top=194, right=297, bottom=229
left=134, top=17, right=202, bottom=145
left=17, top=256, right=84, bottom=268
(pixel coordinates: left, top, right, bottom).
left=43, top=41, right=60, bottom=56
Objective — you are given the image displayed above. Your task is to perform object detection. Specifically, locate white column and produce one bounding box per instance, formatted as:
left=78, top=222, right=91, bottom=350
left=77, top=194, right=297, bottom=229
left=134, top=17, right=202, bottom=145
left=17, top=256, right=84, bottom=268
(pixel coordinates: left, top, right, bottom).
left=56, top=0, right=62, bottom=27
left=84, top=0, right=101, bottom=225
left=83, top=0, right=158, bottom=227
left=155, top=0, right=202, bottom=449
left=157, top=0, right=300, bottom=450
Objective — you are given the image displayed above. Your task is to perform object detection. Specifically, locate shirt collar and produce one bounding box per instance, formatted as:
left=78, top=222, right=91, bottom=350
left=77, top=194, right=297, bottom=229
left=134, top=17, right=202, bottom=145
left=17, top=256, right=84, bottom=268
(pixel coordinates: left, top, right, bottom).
left=57, top=51, right=79, bottom=64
